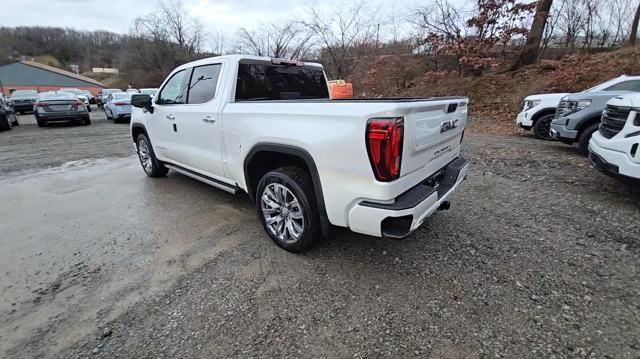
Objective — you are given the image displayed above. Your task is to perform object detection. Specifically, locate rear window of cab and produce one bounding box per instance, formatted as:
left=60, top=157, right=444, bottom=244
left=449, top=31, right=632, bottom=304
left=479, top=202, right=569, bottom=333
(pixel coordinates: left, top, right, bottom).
left=235, top=62, right=329, bottom=101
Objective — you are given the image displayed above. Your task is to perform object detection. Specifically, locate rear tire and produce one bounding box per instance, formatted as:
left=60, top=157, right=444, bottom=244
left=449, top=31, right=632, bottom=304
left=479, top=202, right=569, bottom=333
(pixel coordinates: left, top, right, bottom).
left=577, top=123, right=600, bottom=156
left=256, top=166, right=320, bottom=252
left=533, top=113, right=555, bottom=140
left=0, top=115, right=11, bottom=131
left=136, top=134, right=168, bottom=177
left=83, top=117, right=91, bottom=125
left=37, top=120, right=47, bottom=127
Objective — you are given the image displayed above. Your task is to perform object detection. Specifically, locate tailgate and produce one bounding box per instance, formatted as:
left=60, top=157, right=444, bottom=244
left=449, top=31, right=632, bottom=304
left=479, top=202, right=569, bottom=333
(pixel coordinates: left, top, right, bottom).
left=401, top=99, right=468, bottom=177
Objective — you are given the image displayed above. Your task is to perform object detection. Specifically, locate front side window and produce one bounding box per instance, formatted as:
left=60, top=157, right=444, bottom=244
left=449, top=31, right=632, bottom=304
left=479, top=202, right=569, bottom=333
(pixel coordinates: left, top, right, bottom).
left=187, top=64, right=222, bottom=104
left=604, top=80, right=640, bottom=92
left=157, top=70, right=188, bottom=105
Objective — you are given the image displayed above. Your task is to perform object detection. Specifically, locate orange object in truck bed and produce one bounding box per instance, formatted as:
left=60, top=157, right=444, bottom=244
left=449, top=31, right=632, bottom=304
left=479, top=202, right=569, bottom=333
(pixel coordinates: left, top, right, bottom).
left=329, top=80, right=353, bottom=99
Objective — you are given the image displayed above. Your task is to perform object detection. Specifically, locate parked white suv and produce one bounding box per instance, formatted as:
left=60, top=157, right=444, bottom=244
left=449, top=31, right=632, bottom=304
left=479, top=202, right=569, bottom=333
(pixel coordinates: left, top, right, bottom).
left=130, top=55, right=470, bottom=252
left=517, top=75, right=640, bottom=140
left=588, top=93, right=640, bottom=185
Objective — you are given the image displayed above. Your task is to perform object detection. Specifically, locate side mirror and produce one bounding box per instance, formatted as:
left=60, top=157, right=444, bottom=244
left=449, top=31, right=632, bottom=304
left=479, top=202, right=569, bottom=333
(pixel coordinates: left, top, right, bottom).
left=131, top=94, right=153, bottom=113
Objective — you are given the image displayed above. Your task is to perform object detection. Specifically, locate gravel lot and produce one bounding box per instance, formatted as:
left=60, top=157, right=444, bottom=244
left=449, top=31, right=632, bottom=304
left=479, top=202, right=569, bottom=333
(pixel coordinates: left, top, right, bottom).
left=0, top=111, right=131, bottom=176
left=1, top=114, right=639, bottom=358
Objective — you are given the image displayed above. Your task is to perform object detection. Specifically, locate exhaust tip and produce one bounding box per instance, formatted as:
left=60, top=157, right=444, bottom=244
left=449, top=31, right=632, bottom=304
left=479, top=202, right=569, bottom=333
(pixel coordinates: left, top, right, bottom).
left=438, top=201, right=451, bottom=211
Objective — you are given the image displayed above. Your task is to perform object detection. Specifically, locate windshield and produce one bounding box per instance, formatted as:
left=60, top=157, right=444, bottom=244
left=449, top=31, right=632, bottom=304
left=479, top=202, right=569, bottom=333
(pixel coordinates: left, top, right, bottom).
left=584, top=77, right=629, bottom=92
left=112, top=93, right=132, bottom=100
left=38, top=92, right=76, bottom=101
left=140, top=89, right=158, bottom=95
left=235, top=62, right=329, bottom=101
left=11, top=90, right=38, bottom=98
left=60, top=89, right=84, bottom=96
left=103, top=89, right=123, bottom=96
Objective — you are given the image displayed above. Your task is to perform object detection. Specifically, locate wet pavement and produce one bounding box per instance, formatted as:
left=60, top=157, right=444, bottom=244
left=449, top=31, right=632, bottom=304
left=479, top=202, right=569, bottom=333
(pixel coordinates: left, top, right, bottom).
left=1, top=114, right=639, bottom=358
left=1, top=155, right=255, bottom=355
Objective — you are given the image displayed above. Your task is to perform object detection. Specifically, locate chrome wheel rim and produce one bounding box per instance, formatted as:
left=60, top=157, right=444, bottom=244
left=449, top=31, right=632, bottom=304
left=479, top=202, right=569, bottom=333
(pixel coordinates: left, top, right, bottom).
left=138, top=140, right=153, bottom=173
left=261, top=183, right=304, bottom=244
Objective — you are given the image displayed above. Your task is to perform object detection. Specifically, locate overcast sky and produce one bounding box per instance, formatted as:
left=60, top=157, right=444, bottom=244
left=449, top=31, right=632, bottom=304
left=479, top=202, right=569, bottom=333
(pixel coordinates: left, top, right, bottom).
left=0, top=0, right=421, bottom=45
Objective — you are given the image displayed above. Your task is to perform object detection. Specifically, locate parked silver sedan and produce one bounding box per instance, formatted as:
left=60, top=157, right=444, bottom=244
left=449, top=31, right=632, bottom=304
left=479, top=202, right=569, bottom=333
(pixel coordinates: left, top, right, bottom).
left=34, top=91, right=91, bottom=127
left=103, top=92, right=133, bottom=123
left=58, top=88, right=91, bottom=112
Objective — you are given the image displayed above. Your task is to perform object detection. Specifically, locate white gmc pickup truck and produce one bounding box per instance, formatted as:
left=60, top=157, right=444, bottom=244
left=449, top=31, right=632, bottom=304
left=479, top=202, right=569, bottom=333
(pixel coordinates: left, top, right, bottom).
left=130, top=55, right=469, bottom=252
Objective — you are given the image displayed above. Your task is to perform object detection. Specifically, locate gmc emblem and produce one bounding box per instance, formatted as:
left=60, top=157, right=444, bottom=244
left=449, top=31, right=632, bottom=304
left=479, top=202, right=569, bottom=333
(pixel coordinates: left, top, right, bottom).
left=440, top=119, right=459, bottom=133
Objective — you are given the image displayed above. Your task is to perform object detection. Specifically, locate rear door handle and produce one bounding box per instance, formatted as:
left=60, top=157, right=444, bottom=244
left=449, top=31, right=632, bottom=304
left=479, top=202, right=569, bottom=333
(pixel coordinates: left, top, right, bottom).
left=166, top=114, right=175, bottom=121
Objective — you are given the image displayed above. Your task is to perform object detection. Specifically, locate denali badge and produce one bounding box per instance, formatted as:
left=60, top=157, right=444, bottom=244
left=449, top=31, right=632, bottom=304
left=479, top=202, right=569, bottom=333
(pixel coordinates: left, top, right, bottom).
left=440, top=119, right=459, bottom=133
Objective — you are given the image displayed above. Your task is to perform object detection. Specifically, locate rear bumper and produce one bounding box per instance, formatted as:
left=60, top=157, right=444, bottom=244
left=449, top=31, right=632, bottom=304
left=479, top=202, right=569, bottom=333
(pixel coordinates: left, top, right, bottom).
left=37, top=113, right=89, bottom=122
left=13, top=103, right=34, bottom=112
left=347, top=157, right=469, bottom=238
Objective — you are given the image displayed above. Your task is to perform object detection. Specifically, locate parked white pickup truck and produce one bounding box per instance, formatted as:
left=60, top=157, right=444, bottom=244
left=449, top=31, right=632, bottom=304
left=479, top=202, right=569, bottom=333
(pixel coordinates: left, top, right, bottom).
left=130, top=55, right=469, bottom=252
left=589, top=93, right=640, bottom=185
left=516, top=75, right=640, bottom=140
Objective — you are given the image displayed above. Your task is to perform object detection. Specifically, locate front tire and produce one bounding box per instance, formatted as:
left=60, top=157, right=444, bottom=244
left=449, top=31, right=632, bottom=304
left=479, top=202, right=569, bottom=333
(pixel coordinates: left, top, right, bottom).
left=577, top=123, right=600, bottom=156
left=256, top=166, right=320, bottom=252
left=136, top=134, right=168, bottom=177
left=10, top=113, right=19, bottom=126
left=533, top=114, right=555, bottom=140
left=0, top=115, right=11, bottom=131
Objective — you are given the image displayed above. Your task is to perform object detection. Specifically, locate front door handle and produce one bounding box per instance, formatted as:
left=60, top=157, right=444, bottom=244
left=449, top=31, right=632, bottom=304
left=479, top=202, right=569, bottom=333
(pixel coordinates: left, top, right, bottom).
left=202, top=116, right=216, bottom=124
left=166, top=114, right=175, bottom=121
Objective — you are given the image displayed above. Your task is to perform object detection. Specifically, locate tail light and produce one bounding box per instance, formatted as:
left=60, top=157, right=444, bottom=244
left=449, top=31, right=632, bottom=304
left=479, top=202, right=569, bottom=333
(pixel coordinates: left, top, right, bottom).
left=114, top=102, right=126, bottom=106
left=366, top=117, right=404, bottom=181
left=36, top=102, right=49, bottom=107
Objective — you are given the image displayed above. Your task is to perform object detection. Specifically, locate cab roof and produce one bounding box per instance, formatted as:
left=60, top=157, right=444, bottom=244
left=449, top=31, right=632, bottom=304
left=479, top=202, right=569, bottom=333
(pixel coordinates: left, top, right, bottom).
left=174, top=55, right=324, bottom=72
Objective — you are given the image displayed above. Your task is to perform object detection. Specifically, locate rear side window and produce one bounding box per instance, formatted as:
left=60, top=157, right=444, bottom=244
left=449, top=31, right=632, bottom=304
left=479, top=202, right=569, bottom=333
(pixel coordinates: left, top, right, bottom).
left=604, top=80, right=640, bottom=92
left=157, top=69, right=188, bottom=105
left=235, top=63, right=329, bottom=101
left=187, top=64, right=222, bottom=104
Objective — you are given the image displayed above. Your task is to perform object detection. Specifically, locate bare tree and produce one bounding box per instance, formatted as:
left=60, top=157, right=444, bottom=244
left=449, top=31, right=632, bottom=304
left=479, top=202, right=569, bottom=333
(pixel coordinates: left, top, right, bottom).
left=556, top=0, right=588, bottom=48
left=512, top=0, right=554, bottom=69
left=127, top=0, right=205, bottom=84
left=540, top=0, right=566, bottom=55
left=609, top=0, right=633, bottom=45
left=629, top=0, right=640, bottom=46
left=409, top=0, right=467, bottom=42
left=302, top=1, right=380, bottom=79
left=210, top=30, right=226, bottom=56
left=235, top=21, right=314, bottom=59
